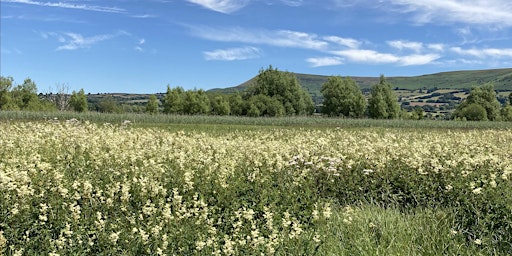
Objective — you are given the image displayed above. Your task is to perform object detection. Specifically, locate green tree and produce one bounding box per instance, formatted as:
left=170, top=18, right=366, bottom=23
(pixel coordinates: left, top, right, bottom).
left=146, top=94, right=159, bottom=114
left=98, top=95, right=122, bottom=113
left=0, top=76, right=17, bottom=110
left=501, top=104, right=512, bottom=121
left=11, top=78, right=40, bottom=110
left=453, top=83, right=500, bottom=121
left=247, top=66, right=314, bottom=115
left=321, top=76, right=366, bottom=117
left=228, top=93, right=244, bottom=116
left=368, top=75, right=400, bottom=119
left=69, top=89, right=88, bottom=112
left=211, top=95, right=230, bottom=115
left=183, top=89, right=210, bottom=115
left=247, top=94, right=285, bottom=117
left=509, top=92, right=512, bottom=104
left=163, top=85, right=185, bottom=114
left=459, top=103, right=488, bottom=121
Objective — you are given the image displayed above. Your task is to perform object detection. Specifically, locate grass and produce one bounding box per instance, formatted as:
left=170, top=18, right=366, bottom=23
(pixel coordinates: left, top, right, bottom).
left=2, top=110, right=512, bottom=131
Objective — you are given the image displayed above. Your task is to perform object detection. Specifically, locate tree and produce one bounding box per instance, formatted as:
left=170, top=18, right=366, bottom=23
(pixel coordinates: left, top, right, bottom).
left=183, top=89, right=210, bottom=115
left=0, top=76, right=17, bottom=110
left=11, top=78, right=40, bottom=110
left=367, top=75, right=400, bottom=119
left=97, top=95, right=122, bottom=113
left=162, top=85, right=185, bottom=114
left=459, top=103, right=488, bottom=121
left=247, top=66, right=314, bottom=115
left=321, top=76, right=366, bottom=117
left=509, top=92, right=512, bottom=104
left=501, top=104, right=512, bottom=121
left=146, top=94, right=159, bottom=114
left=210, top=95, right=230, bottom=115
left=52, top=82, right=71, bottom=111
left=453, top=83, right=500, bottom=121
left=69, top=89, right=88, bottom=112
left=228, top=93, right=244, bottom=116
left=247, top=94, right=285, bottom=117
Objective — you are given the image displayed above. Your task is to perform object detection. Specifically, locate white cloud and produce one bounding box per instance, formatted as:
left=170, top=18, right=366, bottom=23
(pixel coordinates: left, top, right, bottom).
left=43, top=31, right=129, bottom=50
left=323, top=36, right=361, bottom=49
left=332, top=49, right=400, bottom=64
left=307, top=56, right=344, bottom=67
left=186, top=0, right=249, bottom=13
left=427, top=44, right=445, bottom=51
left=204, top=46, right=261, bottom=60
left=190, top=26, right=328, bottom=50
left=331, top=49, right=439, bottom=66
left=2, top=0, right=125, bottom=13
left=398, top=54, right=440, bottom=66
left=389, top=0, right=512, bottom=26
left=451, top=47, right=512, bottom=58
left=387, top=40, right=423, bottom=52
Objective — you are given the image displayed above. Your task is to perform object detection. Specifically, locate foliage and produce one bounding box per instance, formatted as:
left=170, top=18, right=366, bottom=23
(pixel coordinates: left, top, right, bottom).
left=210, top=95, right=230, bottom=116
left=247, top=66, right=314, bottom=115
left=97, top=95, right=123, bottom=113
left=162, top=86, right=185, bottom=114
left=368, top=75, right=400, bottom=119
left=69, top=89, right=88, bottom=112
left=321, top=76, right=366, bottom=117
left=453, top=83, right=501, bottom=121
left=146, top=94, right=159, bottom=115
left=0, top=76, right=56, bottom=111
left=183, top=89, right=211, bottom=115
left=501, top=104, right=512, bottom=121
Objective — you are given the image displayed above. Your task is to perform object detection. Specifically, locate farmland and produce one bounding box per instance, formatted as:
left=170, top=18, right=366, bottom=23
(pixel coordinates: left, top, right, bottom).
left=1, top=117, right=512, bottom=255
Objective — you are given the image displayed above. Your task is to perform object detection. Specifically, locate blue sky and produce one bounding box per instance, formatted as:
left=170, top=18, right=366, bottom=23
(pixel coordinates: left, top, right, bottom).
left=1, top=0, right=512, bottom=93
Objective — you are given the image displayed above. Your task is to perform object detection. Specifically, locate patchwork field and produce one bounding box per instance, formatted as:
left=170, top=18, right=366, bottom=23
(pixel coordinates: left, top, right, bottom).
left=1, top=119, right=511, bottom=255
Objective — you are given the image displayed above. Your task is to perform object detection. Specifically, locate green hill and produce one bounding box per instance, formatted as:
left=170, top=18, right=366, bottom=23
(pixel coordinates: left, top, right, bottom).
left=209, top=68, right=512, bottom=97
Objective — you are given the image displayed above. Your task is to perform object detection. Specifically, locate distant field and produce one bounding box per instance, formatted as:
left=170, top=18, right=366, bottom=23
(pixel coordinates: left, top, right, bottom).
left=2, top=111, right=512, bottom=130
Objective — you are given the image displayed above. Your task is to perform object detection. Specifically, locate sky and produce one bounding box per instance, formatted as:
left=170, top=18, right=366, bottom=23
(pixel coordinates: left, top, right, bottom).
left=1, top=0, right=512, bottom=94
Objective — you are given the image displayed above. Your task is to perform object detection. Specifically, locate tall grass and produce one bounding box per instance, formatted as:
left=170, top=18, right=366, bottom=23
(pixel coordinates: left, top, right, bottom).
left=1, top=110, right=512, bottom=130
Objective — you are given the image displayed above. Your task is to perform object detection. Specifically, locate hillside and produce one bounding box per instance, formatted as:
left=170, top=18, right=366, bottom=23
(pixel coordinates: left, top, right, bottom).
left=209, top=68, right=512, bottom=97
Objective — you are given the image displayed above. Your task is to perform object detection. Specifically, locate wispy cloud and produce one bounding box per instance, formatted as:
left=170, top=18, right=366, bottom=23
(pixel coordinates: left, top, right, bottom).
left=204, top=46, right=261, bottom=61
left=40, top=31, right=129, bottom=50
left=451, top=47, right=512, bottom=58
left=2, top=0, right=125, bottom=13
left=331, top=49, right=440, bottom=66
left=307, top=56, right=344, bottom=67
left=190, top=25, right=445, bottom=67
left=190, top=26, right=328, bottom=50
left=388, top=0, right=512, bottom=26
left=186, top=0, right=249, bottom=13
left=134, top=38, right=146, bottom=52
left=387, top=40, right=423, bottom=52
left=323, top=36, right=361, bottom=49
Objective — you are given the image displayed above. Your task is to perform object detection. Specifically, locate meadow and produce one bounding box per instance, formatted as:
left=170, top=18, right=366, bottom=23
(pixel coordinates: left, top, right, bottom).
left=1, top=114, right=512, bottom=255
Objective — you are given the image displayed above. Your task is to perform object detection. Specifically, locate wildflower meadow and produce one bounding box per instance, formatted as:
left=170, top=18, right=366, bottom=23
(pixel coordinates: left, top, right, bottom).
left=1, top=119, right=511, bottom=255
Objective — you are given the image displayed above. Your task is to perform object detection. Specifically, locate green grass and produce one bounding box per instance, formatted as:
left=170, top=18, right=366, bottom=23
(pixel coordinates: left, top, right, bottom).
left=2, top=111, right=512, bottom=131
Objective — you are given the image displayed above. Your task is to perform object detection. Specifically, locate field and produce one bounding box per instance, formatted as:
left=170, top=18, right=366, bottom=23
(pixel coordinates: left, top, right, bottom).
left=1, top=114, right=512, bottom=255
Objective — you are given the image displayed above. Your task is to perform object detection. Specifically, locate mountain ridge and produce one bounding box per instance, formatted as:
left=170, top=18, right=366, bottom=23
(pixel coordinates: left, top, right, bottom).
left=208, top=68, right=512, bottom=96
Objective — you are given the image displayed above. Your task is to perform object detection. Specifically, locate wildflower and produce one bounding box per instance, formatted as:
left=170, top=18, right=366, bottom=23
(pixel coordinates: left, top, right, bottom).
left=109, top=232, right=120, bottom=244
left=323, top=203, right=332, bottom=219
left=474, top=238, right=482, bottom=245
left=363, top=169, right=374, bottom=175
left=472, top=187, right=483, bottom=194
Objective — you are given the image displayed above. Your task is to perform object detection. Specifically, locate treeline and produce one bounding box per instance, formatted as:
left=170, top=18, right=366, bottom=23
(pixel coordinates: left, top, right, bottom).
left=2, top=66, right=512, bottom=121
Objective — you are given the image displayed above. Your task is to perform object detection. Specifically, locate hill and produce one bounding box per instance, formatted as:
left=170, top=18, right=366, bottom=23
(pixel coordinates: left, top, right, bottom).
left=209, top=68, right=512, bottom=97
